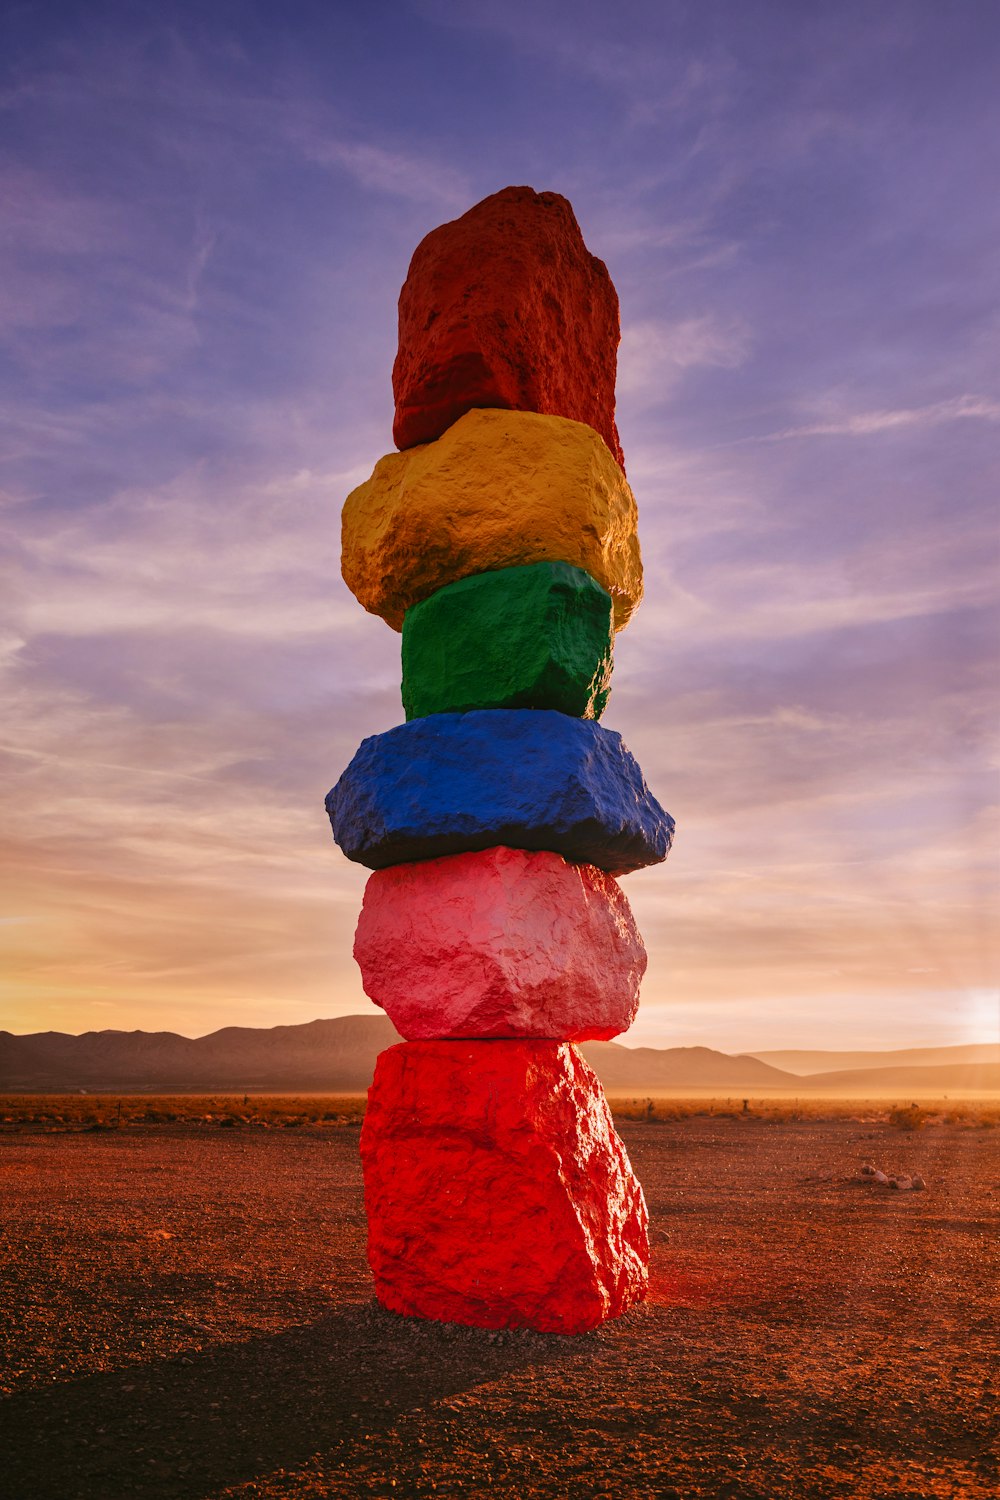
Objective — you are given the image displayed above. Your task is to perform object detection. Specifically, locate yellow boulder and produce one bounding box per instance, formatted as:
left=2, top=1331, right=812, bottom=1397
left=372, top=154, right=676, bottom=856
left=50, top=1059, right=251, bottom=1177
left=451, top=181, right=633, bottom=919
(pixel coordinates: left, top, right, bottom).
left=341, top=408, right=643, bottom=632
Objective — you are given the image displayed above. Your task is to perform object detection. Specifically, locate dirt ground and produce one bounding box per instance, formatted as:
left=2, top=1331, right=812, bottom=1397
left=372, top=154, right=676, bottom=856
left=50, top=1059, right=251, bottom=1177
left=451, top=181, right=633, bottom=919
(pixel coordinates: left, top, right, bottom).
left=0, top=1117, right=997, bottom=1499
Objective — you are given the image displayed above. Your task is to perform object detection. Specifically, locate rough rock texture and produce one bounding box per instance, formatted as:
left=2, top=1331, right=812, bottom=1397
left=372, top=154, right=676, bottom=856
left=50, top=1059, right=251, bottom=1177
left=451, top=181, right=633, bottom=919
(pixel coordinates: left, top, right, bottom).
left=325, top=709, right=674, bottom=875
left=354, top=846, right=645, bottom=1041
left=401, top=561, right=614, bottom=721
left=392, top=185, right=624, bottom=466
left=341, top=408, right=642, bottom=632
left=361, top=1039, right=649, bottom=1332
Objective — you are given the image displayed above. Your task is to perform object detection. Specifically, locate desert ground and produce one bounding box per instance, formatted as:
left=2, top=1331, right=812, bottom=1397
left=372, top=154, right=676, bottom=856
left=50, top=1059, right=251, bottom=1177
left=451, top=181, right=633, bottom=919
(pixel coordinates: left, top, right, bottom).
left=1, top=1105, right=997, bottom=1499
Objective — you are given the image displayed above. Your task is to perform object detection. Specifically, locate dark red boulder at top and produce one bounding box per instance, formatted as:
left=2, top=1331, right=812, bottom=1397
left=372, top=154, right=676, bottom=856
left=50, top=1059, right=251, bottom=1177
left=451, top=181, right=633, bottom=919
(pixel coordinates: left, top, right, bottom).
left=392, top=185, right=624, bottom=467
left=361, top=1039, right=649, bottom=1333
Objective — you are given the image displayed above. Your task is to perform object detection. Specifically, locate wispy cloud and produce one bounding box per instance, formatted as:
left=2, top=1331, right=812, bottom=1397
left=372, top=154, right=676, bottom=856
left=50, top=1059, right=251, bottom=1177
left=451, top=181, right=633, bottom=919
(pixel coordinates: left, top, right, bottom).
left=0, top=164, right=126, bottom=256
left=6, top=459, right=380, bottom=643
left=618, top=315, right=751, bottom=402
left=294, top=134, right=470, bottom=210
left=633, top=559, right=996, bottom=649
left=421, top=0, right=733, bottom=104
left=745, top=394, right=1000, bottom=442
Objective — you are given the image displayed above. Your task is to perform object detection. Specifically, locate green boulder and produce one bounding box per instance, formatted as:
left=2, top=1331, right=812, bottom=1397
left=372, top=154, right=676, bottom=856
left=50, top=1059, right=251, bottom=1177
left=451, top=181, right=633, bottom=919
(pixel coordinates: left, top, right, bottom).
left=401, top=561, right=614, bottom=720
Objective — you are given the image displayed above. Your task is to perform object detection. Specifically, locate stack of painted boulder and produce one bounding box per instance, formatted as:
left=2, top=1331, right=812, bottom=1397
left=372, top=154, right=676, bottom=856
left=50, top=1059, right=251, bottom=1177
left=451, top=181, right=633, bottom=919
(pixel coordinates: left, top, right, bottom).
left=327, top=186, right=674, bottom=1335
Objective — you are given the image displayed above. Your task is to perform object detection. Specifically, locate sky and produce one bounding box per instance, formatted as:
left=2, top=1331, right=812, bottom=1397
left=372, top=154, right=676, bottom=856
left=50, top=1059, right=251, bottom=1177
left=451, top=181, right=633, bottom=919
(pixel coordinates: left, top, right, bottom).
left=2, top=0, right=998, bottom=1051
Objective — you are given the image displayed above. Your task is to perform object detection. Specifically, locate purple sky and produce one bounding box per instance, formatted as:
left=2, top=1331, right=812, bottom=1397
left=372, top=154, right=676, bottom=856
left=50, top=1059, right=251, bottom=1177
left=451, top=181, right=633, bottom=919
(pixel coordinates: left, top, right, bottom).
left=3, top=1, right=998, bottom=1049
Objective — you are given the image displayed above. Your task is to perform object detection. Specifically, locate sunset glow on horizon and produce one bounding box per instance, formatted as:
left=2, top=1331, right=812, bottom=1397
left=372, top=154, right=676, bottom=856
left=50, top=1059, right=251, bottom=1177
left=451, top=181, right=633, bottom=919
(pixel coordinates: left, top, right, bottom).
left=2, top=2, right=997, bottom=1052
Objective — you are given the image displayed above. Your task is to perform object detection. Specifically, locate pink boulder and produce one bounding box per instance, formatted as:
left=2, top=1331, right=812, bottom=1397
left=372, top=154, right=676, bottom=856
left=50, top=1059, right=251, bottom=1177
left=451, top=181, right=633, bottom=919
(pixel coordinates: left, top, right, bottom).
left=361, top=1040, right=649, bottom=1332
left=353, top=845, right=646, bottom=1041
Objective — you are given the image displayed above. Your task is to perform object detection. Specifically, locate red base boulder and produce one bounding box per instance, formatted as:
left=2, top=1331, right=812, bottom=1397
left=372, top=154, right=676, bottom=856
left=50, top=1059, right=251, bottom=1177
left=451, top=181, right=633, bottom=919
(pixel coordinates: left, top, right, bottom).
left=361, top=1040, right=649, bottom=1333
left=392, top=185, right=624, bottom=466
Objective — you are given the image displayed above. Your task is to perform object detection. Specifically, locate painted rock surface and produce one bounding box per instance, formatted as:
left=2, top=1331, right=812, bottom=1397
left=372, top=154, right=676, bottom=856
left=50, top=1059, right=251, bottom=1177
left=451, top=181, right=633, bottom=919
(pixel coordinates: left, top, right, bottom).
left=341, top=408, right=642, bottom=632
left=354, top=846, right=645, bottom=1040
left=325, top=709, right=674, bottom=875
left=392, top=185, right=623, bottom=465
left=361, top=1040, right=649, bottom=1333
left=402, top=561, right=614, bottom=721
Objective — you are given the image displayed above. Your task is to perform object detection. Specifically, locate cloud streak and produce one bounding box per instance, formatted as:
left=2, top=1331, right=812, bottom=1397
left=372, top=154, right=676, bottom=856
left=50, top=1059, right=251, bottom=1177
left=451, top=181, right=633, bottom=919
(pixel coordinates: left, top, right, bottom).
left=745, top=394, right=1000, bottom=442
left=618, top=315, right=751, bottom=402
left=295, top=135, right=471, bottom=210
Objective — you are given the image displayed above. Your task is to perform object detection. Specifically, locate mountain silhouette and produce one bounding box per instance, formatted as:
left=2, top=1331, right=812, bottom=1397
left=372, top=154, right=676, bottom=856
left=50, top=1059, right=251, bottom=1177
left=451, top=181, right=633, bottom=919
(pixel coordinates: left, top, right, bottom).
left=1, top=1018, right=996, bottom=1094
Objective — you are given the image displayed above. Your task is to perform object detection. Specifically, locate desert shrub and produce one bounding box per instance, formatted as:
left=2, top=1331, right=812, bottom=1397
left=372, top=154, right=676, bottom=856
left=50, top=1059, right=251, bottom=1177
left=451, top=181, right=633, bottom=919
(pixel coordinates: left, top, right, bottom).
left=889, top=1104, right=927, bottom=1131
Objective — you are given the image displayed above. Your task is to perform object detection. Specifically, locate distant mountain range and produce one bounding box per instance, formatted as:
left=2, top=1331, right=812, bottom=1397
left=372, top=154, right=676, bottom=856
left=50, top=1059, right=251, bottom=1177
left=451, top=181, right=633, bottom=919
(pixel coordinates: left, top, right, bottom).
left=579, top=1043, right=794, bottom=1091
left=1, top=1018, right=997, bottom=1094
left=0, top=1017, right=400, bottom=1093
left=750, top=1044, right=999, bottom=1074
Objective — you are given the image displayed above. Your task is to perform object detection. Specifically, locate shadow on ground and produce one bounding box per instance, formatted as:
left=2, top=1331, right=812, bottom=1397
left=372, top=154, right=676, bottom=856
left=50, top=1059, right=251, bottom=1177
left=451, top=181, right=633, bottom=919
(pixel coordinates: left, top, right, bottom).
left=0, top=1301, right=578, bottom=1499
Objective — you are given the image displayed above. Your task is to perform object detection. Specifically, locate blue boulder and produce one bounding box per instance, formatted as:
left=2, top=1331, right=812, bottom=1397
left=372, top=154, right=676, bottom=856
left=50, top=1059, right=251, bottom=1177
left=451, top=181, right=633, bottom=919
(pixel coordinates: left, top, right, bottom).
left=325, top=710, right=674, bottom=875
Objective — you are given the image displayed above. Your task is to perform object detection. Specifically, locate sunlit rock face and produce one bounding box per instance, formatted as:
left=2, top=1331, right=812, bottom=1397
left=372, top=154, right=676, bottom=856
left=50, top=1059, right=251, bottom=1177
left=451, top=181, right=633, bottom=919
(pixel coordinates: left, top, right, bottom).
left=340, top=407, right=642, bottom=633
left=354, top=846, right=646, bottom=1041
left=325, top=709, right=675, bottom=875
left=392, top=185, right=624, bottom=466
left=361, top=1040, right=649, bottom=1334
left=401, top=561, right=615, bottom=722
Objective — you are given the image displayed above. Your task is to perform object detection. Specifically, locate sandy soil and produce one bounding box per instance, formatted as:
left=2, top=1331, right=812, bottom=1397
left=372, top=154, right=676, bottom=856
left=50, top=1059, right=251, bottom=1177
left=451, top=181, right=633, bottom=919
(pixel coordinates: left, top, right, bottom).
left=0, top=1117, right=997, bottom=1499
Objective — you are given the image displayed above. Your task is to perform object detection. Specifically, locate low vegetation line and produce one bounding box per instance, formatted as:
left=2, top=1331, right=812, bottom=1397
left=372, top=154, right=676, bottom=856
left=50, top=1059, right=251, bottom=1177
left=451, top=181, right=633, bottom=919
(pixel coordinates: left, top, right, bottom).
left=0, top=1093, right=997, bottom=1131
